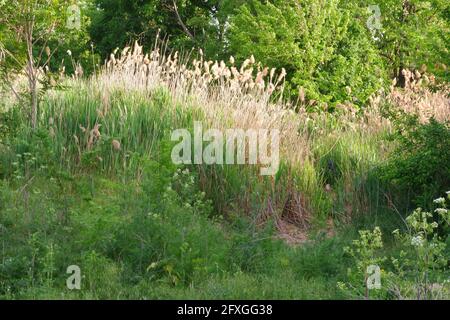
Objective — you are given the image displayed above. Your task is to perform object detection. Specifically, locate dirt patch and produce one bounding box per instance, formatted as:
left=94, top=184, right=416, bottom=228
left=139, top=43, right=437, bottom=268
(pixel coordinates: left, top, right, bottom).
left=276, top=191, right=311, bottom=245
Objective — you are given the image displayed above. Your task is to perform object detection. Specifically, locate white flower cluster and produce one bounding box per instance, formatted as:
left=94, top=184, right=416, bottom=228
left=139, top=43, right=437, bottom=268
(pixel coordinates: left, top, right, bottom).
left=411, top=235, right=424, bottom=247
left=433, top=197, right=445, bottom=205
left=434, top=208, right=447, bottom=215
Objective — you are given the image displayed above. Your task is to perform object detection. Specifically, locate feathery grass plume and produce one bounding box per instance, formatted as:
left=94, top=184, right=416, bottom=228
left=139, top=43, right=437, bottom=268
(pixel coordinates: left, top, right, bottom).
left=387, top=69, right=449, bottom=123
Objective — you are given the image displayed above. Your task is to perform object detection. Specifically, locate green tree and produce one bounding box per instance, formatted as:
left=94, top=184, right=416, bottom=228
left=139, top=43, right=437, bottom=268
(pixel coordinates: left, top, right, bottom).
left=358, top=0, right=449, bottom=84
left=227, top=0, right=386, bottom=109
left=89, top=0, right=238, bottom=59
left=0, top=0, right=85, bottom=128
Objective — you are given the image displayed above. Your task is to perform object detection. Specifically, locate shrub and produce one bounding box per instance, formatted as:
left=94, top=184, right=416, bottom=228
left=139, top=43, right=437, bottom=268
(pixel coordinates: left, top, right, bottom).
left=228, top=0, right=386, bottom=108
left=340, top=193, right=450, bottom=300
left=381, top=111, right=450, bottom=207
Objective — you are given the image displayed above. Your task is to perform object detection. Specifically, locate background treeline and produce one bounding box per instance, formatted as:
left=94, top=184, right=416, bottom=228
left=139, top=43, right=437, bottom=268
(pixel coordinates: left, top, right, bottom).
left=2, top=0, right=448, bottom=109
left=89, top=0, right=449, bottom=107
left=0, top=0, right=449, bottom=300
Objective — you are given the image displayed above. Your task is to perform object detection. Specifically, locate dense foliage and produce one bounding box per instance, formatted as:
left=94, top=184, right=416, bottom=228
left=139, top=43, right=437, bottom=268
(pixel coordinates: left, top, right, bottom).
left=0, top=0, right=448, bottom=300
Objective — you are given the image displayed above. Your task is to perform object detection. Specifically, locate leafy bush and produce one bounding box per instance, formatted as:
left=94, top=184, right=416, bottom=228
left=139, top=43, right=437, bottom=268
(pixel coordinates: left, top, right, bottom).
left=228, top=0, right=386, bottom=108
left=382, top=111, right=450, bottom=207
left=340, top=193, right=450, bottom=300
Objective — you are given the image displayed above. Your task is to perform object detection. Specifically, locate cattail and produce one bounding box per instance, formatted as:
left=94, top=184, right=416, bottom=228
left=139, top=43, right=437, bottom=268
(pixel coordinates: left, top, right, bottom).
left=49, top=127, right=55, bottom=137
left=92, top=123, right=101, bottom=138
left=229, top=56, right=235, bottom=65
left=270, top=68, right=276, bottom=80
left=122, top=46, right=130, bottom=56
left=112, top=139, right=121, bottom=151
left=420, top=64, right=427, bottom=73
left=143, top=53, right=150, bottom=65
left=299, top=87, right=305, bottom=103
left=211, top=61, right=219, bottom=77
left=241, top=59, right=250, bottom=72
left=204, top=61, right=212, bottom=74
left=75, top=64, right=84, bottom=78
left=110, top=53, right=116, bottom=65
left=277, top=68, right=286, bottom=82
left=45, top=46, right=51, bottom=57
left=250, top=55, right=255, bottom=64
left=414, top=70, right=421, bottom=79
left=96, top=109, right=104, bottom=118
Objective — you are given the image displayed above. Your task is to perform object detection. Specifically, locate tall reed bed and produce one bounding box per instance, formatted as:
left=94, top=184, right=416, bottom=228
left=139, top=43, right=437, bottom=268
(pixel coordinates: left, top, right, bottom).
left=36, top=40, right=447, bottom=237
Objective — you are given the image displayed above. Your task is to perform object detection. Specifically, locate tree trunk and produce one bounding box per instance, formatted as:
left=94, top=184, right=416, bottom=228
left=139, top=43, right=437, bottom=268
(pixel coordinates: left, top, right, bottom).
left=25, top=17, right=38, bottom=129
left=30, top=77, right=38, bottom=129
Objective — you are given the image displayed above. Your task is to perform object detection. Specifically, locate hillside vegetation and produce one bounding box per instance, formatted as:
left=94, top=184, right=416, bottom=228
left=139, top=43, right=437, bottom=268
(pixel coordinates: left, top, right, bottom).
left=0, top=0, right=449, bottom=300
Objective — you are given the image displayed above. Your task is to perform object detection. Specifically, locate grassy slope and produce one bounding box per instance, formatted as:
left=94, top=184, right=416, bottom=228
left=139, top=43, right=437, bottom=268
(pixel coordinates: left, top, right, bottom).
left=2, top=71, right=447, bottom=299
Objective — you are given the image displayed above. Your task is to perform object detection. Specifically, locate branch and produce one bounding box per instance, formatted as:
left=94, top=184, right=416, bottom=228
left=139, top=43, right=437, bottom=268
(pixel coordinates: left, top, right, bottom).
left=171, top=0, right=195, bottom=40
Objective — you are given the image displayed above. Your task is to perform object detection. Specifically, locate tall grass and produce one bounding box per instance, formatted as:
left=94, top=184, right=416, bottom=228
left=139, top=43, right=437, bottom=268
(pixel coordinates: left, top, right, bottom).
left=1, top=39, right=449, bottom=300
left=29, top=40, right=435, bottom=235
left=9, top=40, right=446, bottom=232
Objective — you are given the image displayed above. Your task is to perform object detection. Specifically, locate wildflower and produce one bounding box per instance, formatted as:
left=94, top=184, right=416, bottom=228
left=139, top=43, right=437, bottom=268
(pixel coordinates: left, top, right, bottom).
left=435, top=208, right=447, bottom=215
left=411, top=235, right=424, bottom=247
left=67, top=50, right=72, bottom=56
left=433, top=197, right=445, bottom=205
left=147, top=262, right=158, bottom=270
left=345, top=86, right=352, bottom=95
